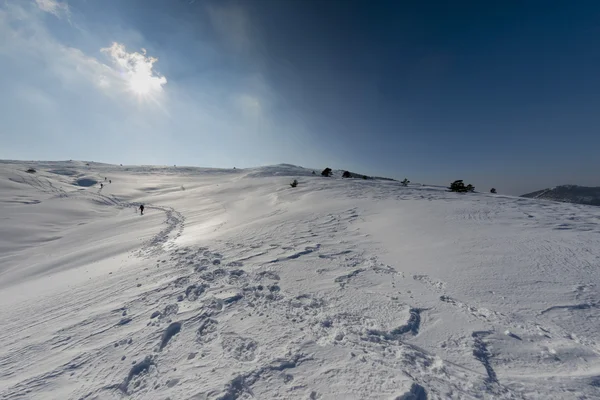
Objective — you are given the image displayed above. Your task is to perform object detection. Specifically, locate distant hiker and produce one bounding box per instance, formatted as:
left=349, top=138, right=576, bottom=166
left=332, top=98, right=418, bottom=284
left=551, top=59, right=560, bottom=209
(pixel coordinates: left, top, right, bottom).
left=100, top=183, right=103, bottom=189
left=105, top=177, right=107, bottom=181
left=109, top=180, right=112, bottom=184
left=139, top=204, right=145, bottom=215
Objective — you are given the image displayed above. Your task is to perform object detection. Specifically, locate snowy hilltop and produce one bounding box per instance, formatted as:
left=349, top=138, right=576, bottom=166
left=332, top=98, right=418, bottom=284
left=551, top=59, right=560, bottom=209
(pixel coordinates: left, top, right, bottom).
left=1, top=160, right=599, bottom=399
left=522, top=185, right=600, bottom=207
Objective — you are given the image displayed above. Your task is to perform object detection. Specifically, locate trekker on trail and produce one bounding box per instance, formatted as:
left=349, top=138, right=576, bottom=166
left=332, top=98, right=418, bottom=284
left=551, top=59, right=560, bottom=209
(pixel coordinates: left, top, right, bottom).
left=139, top=204, right=144, bottom=215
left=100, top=183, right=103, bottom=189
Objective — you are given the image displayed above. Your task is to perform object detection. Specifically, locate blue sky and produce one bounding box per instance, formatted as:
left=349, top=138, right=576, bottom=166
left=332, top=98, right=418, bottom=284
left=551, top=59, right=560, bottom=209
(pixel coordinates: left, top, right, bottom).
left=1, top=0, right=599, bottom=194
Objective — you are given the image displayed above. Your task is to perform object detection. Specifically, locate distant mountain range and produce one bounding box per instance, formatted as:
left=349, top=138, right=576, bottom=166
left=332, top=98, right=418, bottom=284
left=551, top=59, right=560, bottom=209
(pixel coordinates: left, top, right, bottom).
left=521, top=185, right=600, bottom=206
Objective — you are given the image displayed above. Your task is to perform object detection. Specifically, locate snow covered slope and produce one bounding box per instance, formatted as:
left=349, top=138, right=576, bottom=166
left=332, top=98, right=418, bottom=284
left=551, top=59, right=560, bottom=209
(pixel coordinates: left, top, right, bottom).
left=522, top=185, right=600, bottom=207
left=1, top=160, right=599, bottom=399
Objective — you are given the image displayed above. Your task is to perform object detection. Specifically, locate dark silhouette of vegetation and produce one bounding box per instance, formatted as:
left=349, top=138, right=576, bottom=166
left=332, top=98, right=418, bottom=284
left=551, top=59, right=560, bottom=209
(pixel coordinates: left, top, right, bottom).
left=321, top=168, right=332, bottom=177
left=449, top=180, right=475, bottom=193
left=312, top=171, right=316, bottom=175
left=26, top=168, right=36, bottom=174
left=342, top=171, right=351, bottom=178
left=401, top=178, right=410, bottom=187
left=490, top=188, right=497, bottom=194
left=290, top=179, right=298, bottom=188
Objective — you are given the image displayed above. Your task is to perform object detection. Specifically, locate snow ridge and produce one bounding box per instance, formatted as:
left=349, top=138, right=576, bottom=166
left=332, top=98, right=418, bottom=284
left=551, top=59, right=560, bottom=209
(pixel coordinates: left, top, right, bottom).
left=1, top=161, right=600, bottom=399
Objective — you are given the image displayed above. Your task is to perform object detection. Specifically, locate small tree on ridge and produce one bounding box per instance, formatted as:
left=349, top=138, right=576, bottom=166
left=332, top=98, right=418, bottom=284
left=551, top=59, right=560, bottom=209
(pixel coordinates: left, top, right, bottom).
left=321, top=168, right=332, bottom=177
left=449, top=180, right=471, bottom=193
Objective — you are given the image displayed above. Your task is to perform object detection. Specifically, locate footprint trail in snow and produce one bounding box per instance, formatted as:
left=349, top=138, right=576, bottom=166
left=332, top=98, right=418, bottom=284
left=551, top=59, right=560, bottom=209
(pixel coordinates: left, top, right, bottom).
left=1, top=161, right=600, bottom=399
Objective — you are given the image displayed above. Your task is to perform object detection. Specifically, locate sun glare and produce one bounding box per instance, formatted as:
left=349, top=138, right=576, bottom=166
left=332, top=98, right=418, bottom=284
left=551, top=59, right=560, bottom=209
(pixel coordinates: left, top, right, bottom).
left=129, top=73, right=154, bottom=96
left=101, top=43, right=167, bottom=99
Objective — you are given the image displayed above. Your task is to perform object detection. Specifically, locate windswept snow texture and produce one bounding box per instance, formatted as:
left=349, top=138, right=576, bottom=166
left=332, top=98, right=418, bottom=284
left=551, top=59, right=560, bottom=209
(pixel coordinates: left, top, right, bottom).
left=1, top=160, right=600, bottom=399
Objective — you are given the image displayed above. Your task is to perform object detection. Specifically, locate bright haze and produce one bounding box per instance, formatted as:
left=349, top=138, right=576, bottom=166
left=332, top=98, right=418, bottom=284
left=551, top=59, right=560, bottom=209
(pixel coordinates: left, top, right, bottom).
left=1, top=0, right=599, bottom=195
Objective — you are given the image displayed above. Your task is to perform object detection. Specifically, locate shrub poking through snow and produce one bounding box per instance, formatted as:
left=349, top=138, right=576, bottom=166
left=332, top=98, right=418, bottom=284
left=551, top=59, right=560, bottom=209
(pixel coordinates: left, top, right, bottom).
left=490, top=188, right=497, bottom=194
left=401, top=178, right=410, bottom=186
left=312, top=171, right=316, bottom=175
left=26, top=168, right=36, bottom=174
left=290, top=179, right=298, bottom=188
left=321, top=168, right=332, bottom=177
left=342, top=171, right=351, bottom=178
left=450, top=180, right=475, bottom=193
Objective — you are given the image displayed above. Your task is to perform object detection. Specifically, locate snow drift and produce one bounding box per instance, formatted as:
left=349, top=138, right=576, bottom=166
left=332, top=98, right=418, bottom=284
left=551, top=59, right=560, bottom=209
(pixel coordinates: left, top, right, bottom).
left=0, top=160, right=599, bottom=399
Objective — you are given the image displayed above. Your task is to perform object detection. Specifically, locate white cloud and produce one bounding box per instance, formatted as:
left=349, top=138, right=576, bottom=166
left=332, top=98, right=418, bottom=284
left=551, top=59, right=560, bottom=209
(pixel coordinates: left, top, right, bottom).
left=58, top=46, right=120, bottom=90
left=35, top=0, right=70, bottom=19
left=101, top=42, right=167, bottom=96
left=1, top=1, right=167, bottom=106
left=0, top=7, right=118, bottom=93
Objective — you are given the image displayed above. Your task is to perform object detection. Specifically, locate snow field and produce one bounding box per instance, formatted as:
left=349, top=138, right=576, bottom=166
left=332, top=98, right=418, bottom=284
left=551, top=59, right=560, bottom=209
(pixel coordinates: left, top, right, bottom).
left=0, top=160, right=599, bottom=399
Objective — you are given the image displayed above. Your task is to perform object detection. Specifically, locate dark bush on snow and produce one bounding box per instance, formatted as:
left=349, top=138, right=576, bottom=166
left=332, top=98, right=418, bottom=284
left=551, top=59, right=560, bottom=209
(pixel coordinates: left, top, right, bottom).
left=490, top=188, right=497, bottom=194
left=342, top=171, right=351, bottom=178
left=401, top=178, right=410, bottom=186
left=26, top=168, right=36, bottom=174
left=449, top=180, right=475, bottom=193
left=321, top=168, right=332, bottom=177
left=290, top=179, right=298, bottom=188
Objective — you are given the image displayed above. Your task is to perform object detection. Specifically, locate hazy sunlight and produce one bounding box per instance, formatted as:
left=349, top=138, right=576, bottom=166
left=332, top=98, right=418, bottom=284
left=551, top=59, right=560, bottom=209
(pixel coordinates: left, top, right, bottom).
left=101, top=43, right=167, bottom=99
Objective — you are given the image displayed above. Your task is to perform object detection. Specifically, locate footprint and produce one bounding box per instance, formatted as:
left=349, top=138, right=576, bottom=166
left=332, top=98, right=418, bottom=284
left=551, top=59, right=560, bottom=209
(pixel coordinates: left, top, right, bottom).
left=166, top=378, right=179, bottom=388
left=221, top=334, right=258, bottom=362
left=289, top=294, right=326, bottom=310
left=413, top=274, right=446, bottom=292
left=159, top=322, right=182, bottom=351
left=185, top=284, right=208, bottom=301
left=119, top=355, right=155, bottom=394
left=197, top=317, right=219, bottom=343
left=227, top=261, right=244, bottom=267
left=334, top=269, right=364, bottom=288
left=257, top=271, right=280, bottom=281
left=159, top=304, right=179, bottom=320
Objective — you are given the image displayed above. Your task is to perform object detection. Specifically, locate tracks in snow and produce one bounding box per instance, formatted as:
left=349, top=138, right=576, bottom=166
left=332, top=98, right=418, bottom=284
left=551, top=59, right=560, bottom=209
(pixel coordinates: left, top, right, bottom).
left=138, top=205, right=185, bottom=256
left=0, top=207, right=446, bottom=399
left=4, top=176, right=600, bottom=400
